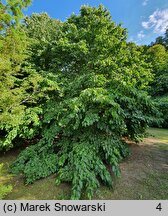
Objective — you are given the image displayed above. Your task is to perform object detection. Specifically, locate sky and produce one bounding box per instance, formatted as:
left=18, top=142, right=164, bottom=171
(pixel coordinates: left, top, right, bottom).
left=23, top=0, right=168, bottom=45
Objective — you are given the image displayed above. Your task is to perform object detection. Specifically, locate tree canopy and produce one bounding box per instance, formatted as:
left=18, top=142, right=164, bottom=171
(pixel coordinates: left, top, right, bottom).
left=147, top=29, right=168, bottom=128
left=151, top=28, right=168, bottom=49
left=0, top=0, right=58, bottom=149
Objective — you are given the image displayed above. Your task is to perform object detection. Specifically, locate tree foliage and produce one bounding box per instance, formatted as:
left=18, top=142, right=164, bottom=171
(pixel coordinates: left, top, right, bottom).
left=151, top=28, right=168, bottom=49
left=24, top=13, right=62, bottom=71
left=0, top=1, right=59, bottom=150
left=147, top=30, right=168, bottom=128
left=147, top=44, right=168, bottom=96
left=154, top=96, right=168, bottom=128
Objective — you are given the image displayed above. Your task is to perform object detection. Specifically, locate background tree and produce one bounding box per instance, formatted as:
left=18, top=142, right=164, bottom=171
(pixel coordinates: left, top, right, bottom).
left=147, top=44, right=168, bottom=96
left=146, top=29, right=168, bottom=128
left=0, top=0, right=59, bottom=150
left=150, top=27, right=168, bottom=49
left=24, top=13, right=62, bottom=71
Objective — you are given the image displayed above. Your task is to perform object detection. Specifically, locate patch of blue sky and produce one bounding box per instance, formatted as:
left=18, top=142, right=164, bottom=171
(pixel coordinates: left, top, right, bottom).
left=22, top=0, right=168, bottom=45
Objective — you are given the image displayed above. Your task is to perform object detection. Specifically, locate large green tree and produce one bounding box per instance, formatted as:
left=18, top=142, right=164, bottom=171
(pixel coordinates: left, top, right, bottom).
left=0, top=0, right=58, bottom=150
left=12, top=6, right=158, bottom=199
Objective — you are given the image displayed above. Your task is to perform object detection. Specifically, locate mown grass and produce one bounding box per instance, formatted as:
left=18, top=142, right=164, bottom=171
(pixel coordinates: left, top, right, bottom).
left=147, top=127, right=168, bottom=142
left=147, top=128, right=168, bottom=151
left=140, top=172, right=168, bottom=199
left=94, top=172, right=168, bottom=200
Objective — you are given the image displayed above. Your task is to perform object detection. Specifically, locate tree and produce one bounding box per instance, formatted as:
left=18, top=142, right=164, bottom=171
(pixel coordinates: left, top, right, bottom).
left=151, top=27, right=168, bottom=49
left=24, top=13, right=62, bottom=71
left=146, top=44, right=168, bottom=96
left=0, top=1, right=58, bottom=150
left=0, top=0, right=32, bottom=31
left=11, top=5, right=158, bottom=199
left=146, top=35, right=168, bottom=128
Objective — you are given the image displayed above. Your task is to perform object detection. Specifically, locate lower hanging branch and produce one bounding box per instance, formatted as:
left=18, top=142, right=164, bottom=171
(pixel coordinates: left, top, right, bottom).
left=11, top=134, right=129, bottom=199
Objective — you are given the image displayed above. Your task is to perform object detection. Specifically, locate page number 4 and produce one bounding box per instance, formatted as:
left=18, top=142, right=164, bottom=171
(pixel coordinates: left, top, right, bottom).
left=156, top=203, right=162, bottom=212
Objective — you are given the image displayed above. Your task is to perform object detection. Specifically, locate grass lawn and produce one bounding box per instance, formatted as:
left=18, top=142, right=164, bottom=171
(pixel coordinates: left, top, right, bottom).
left=0, top=127, right=168, bottom=200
